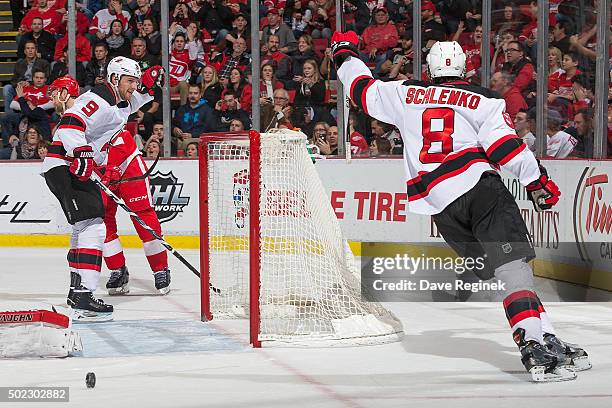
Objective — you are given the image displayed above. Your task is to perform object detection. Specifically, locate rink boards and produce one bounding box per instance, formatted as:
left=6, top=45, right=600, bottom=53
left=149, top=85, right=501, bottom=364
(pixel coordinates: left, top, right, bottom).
left=0, top=158, right=610, bottom=290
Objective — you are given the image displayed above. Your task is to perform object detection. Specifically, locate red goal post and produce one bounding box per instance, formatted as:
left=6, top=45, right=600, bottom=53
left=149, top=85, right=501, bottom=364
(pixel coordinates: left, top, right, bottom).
left=199, top=129, right=403, bottom=347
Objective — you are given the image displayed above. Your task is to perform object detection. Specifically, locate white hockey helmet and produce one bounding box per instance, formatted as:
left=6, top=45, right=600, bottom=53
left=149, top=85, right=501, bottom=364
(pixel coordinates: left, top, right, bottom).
left=426, top=41, right=466, bottom=80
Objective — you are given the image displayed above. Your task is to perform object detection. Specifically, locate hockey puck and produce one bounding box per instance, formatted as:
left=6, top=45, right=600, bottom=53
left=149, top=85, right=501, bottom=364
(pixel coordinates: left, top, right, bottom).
left=86, top=372, right=96, bottom=388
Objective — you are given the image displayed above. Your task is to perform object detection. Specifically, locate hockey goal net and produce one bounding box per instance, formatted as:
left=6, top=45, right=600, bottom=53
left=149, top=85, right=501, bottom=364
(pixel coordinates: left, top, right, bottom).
left=199, top=129, right=403, bottom=347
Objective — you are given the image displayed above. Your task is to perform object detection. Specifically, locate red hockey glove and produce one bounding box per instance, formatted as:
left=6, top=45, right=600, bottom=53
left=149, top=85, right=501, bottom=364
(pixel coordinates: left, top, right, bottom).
left=69, top=145, right=95, bottom=182
left=139, top=66, right=165, bottom=95
left=101, top=165, right=122, bottom=187
left=526, top=165, right=561, bottom=212
left=330, top=31, right=359, bottom=69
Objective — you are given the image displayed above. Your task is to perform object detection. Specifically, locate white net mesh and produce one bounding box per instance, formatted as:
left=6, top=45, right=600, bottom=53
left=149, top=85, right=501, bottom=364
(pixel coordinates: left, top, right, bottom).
left=204, top=129, right=403, bottom=346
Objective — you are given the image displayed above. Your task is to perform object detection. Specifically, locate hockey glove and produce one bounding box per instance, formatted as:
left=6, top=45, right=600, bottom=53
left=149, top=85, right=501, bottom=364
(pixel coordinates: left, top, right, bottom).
left=69, top=145, right=95, bottom=182
left=330, top=31, right=359, bottom=69
left=138, top=66, right=166, bottom=95
left=526, top=164, right=561, bottom=212
left=101, top=165, right=122, bottom=187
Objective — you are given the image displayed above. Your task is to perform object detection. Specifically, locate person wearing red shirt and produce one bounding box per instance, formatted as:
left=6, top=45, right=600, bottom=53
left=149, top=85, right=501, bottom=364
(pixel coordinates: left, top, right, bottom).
left=100, top=128, right=170, bottom=296
left=54, top=30, right=92, bottom=63
left=490, top=71, right=528, bottom=119
left=359, top=7, right=398, bottom=76
left=19, top=0, right=62, bottom=35
left=501, top=41, right=534, bottom=95
left=454, top=24, right=493, bottom=83
left=261, top=34, right=292, bottom=84
left=169, top=32, right=195, bottom=105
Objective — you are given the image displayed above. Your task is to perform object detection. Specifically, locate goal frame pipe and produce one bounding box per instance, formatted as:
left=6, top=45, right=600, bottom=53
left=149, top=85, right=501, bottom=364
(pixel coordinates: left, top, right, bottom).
left=199, top=132, right=262, bottom=347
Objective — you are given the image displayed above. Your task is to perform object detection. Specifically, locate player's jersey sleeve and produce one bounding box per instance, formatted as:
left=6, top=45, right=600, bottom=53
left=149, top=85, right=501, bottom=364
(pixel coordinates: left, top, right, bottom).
left=54, top=111, right=89, bottom=156
left=129, top=91, right=154, bottom=114
left=477, top=98, right=540, bottom=186
left=337, top=57, right=407, bottom=127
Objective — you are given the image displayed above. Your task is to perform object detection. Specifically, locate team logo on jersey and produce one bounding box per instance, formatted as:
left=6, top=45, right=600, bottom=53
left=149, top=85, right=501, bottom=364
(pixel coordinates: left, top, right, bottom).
left=149, top=171, right=190, bottom=223
left=573, top=167, right=611, bottom=262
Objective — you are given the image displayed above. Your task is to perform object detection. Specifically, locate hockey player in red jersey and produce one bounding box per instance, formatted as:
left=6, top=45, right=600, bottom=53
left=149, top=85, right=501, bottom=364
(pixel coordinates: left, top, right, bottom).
left=42, top=57, right=165, bottom=322
left=331, top=33, right=590, bottom=382
left=101, top=128, right=170, bottom=295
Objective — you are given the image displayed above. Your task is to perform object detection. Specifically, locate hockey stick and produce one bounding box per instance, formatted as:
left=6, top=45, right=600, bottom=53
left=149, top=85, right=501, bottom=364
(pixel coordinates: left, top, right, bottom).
left=91, top=173, right=222, bottom=295
left=109, top=155, right=159, bottom=185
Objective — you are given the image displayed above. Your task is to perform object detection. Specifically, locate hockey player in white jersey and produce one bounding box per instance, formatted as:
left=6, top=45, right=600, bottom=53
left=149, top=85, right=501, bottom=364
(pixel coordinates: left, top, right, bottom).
left=42, top=58, right=165, bottom=322
left=331, top=33, right=590, bottom=382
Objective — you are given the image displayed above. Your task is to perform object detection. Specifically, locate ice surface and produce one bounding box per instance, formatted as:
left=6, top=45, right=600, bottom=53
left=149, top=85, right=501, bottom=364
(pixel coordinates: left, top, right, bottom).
left=1, top=247, right=611, bottom=408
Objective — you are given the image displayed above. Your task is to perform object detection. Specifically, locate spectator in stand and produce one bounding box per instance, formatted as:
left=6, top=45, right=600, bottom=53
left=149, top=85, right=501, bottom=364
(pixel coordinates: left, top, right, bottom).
left=209, top=37, right=251, bottom=82
left=348, top=112, right=369, bottom=156
left=289, top=3, right=311, bottom=39
left=420, top=1, right=446, bottom=56
left=212, top=90, right=251, bottom=132
left=382, top=32, right=414, bottom=79
left=229, top=118, right=246, bottom=132
left=84, top=43, right=110, bottom=91
left=17, top=17, right=56, bottom=62
left=371, top=119, right=401, bottom=154
left=0, top=74, right=52, bottom=152
left=139, top=17, right=162, bottom=56
left=3, top=40, right=50, bottom=113
left=224, top=13, right=250, bottom=54
left=194, top=0, right=233, bottom=44
left=359, top=6, right=399, bottom=76
left=261, top=34, right=292, bottom=85
left=549, top=52, right=581, bottom=106
left=54, top=27, right=92, bottom=64
left=308, top=0, right=335, bottom=40
left=261, top=88, right=293, bottom=131
left=370, top=137, right=392, bottom=156
left=170, top=0, right=193, bottom=32
left=568, top=108, right=594, bottom=158
left=492, top=2, right=524, bottom=34
left=290, top=34, right=318, bottom=78
left=18, top=0, right=62, bottom=35
left=546, top=109, right=577, bottom=158
left=222, top=68, right=253, bottom=113
left=89, top=0, right=131, bottom=43
left=514, top=109, right=536, bottom=152
left=144, top=138, right=162, bottom=158
left=148, top=121, right=177, bottom=156
left=172, top=84, right=214, bottom=149
left=10, top=126, right=44, bottom=160
left=490, top=71, right=528, bottom=119
left=262, top=8, right=297, bottom=55
left=453, top=24, right=491, bottom=84
left=317, top=125, right=338, bottom=156
left=129, top=0, right=159, bottom=37
left=38, top=140, right=49, bottom=160
left=570, top=73, right=594, bottom=113
left=551, top=19, right=574, bottom=56
left=492, top=29, right=518, bottom=73
left=501, top=40, right=534, bottom=95
left=200, top=66, right=223, bottom=107
left=185, top=141, right=199, bottom=158
left=105, top=19, right=132, bottom=58
left=55, top=7, right=91, bottom=38
left=293, top=59, right=325, bottom=109
left=50, top=48, right=86, bottom=84
left=184, top=22, right=207, bottom=82
left=310, top=121, right=329, bottom=144
left=547, top=46, right=564, bottom=93
left=131, top=37, right=160, bottom=70
left=170, top=32, right=196, bottom=105
left=260, top=63, right=284, bottom=102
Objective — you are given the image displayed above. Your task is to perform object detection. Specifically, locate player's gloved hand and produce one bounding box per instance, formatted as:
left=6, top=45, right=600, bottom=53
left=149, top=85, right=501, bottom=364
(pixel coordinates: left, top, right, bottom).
left=138, top=66, right=165, bottom=95
left=69, top=145, right=95, bottom=182
left=330, top=31, right=359, bottom=69
left=101, top=165, right=122, bottom=187
left=526, top=164, right=560, bottom=212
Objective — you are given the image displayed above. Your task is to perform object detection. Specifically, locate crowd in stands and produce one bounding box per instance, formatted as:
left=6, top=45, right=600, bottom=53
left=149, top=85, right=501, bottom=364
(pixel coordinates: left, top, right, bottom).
left=1, top=0, right=611, bottom=160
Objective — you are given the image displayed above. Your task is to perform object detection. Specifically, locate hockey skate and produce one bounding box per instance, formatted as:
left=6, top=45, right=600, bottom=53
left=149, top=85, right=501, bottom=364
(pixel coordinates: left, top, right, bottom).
left=514, top=329, right=576, bottom=382
left=153, top=268, right=171, bottom=295
left=68, top=272, right=113, bottom=322
left=544, top=333, right=592, bottom=372
left=106, top=266, right=130, bottom=295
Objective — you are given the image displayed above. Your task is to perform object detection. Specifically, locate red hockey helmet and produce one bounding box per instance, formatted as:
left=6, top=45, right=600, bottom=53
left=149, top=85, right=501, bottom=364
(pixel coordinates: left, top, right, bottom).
left=48, top=75, right=80, bottom=98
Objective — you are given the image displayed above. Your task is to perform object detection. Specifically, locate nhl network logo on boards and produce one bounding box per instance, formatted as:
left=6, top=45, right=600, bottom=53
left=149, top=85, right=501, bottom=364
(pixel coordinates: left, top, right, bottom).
left=149, top=171, right=190, bottom=223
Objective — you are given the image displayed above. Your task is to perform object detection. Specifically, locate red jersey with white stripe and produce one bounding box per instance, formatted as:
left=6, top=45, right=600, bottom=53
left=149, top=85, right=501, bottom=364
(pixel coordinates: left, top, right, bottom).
left=41, top=84, right=153, bottom=174
left=338, top=57, right=541, bottom=215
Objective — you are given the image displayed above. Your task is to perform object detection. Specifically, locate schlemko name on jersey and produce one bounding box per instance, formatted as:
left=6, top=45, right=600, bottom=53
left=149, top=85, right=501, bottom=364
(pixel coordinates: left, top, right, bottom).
left=405, top=88, right=481, bottom=109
